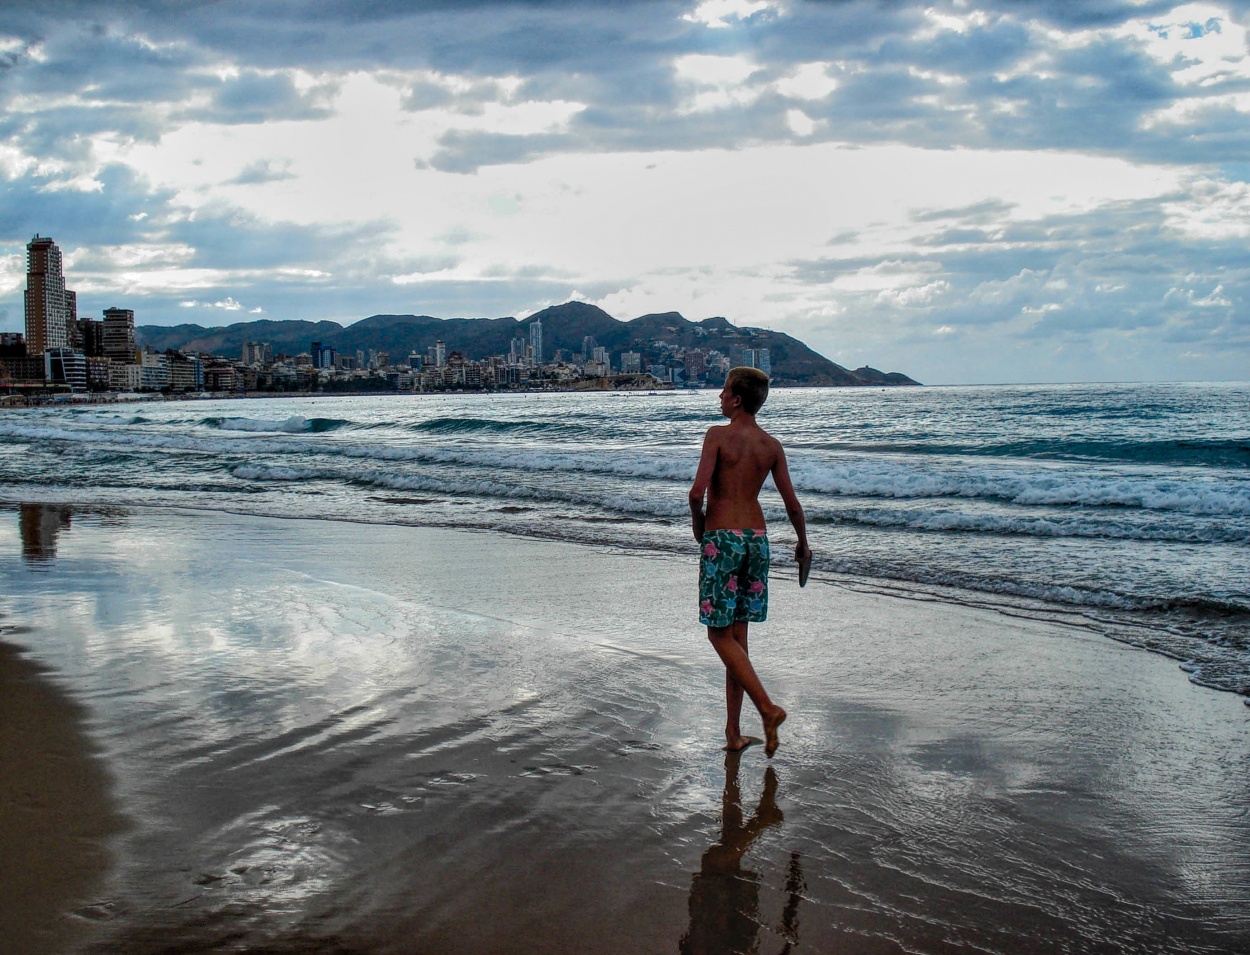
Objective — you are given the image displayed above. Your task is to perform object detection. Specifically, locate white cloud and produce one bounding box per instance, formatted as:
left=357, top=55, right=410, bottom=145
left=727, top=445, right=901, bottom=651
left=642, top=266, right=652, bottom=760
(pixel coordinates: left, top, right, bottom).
left=775, top=63, right=839, bottom=101
left=674, top=54, right=763, bottom=111
left=785, top=109, right=817, bottom=136
left=683, top=0, right=781, bottom=29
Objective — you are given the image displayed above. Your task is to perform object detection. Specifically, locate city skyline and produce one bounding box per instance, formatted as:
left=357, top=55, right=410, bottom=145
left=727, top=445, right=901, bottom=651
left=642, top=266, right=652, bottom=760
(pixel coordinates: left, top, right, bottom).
left=1, top=2, right=1247, bottom=385
left=8, top=234, right=811, bottom=394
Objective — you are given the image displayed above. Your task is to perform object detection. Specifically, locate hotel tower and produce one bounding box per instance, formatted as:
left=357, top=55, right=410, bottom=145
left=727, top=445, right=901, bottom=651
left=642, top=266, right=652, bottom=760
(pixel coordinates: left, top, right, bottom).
left=24, top=235, right=75, bottom=356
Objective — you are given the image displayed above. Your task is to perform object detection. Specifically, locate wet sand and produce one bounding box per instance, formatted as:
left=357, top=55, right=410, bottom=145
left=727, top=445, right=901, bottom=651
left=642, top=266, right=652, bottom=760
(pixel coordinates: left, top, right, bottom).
left=1, top=504, right=1248, bottom=953
left=0, top=640, right=123, bottom=955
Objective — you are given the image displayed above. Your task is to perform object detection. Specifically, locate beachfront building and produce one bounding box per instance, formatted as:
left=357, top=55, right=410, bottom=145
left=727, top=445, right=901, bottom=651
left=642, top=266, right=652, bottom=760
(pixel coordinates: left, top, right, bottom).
left=102, top=308, right=137, bottom=363
left=620, top=351, right=641, bottom=374
left=24, top=235, right=75, bottom=356
left=85, top=357, right=111, bottom=391
left=435, top=340, right=447, bottom=368
left=166, top=351, right=202, bottom=392
left=78, top=318, right=105, bottom=358
left=45, top=348, right=87, bottom=392
left=108, top=362, right=142, bottom=391
left=140, top=350, right=169, bottom=391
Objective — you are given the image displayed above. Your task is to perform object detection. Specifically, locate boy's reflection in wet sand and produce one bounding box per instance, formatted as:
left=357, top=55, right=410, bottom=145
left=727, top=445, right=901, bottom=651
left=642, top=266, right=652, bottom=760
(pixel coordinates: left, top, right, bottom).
left=680, top=754, right=805, bottom=954
left=20, top=502, right=72, bottom=561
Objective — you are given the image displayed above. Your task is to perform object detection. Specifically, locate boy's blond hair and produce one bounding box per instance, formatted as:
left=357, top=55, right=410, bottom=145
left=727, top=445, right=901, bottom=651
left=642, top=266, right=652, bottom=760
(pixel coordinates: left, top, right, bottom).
left=726, top=366, right=770, bottom=415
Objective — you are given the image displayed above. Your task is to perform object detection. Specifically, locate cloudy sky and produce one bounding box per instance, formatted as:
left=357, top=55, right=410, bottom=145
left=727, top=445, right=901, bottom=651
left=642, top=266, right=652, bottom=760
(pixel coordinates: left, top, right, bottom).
left=2, top=0, right=1248, bottom=384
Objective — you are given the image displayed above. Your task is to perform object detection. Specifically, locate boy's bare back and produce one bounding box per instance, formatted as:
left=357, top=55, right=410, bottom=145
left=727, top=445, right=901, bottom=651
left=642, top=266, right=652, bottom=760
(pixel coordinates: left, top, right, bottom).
left=701, top=419, right=782, bottom=531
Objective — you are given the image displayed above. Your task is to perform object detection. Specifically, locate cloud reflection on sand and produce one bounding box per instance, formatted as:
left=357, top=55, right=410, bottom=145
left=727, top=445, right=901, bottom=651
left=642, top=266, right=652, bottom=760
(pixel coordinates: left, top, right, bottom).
left=0, top=504, right=1247, bottom=954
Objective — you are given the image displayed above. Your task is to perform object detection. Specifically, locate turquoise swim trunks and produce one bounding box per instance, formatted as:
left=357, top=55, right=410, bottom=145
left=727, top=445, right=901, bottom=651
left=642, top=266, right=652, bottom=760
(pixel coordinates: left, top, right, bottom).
left=698, top=529, right=770, bottom=628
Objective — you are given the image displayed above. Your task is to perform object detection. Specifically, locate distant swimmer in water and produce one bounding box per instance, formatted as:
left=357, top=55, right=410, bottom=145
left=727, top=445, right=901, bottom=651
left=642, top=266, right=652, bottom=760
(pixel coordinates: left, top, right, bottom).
left=689, top=367, right=810, bottom=756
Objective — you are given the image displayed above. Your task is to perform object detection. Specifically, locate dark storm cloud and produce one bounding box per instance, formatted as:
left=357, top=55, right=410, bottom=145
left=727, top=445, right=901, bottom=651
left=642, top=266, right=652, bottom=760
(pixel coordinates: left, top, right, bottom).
left=181, top=71, right=337, bottom=125
left=4, top=1, right=1249, bottom=169
left=0, top=165, right=176, bottom=246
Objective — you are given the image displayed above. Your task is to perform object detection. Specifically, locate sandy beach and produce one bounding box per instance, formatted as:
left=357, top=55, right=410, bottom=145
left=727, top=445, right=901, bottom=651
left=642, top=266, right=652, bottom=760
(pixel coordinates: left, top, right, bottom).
left=1, top=503, right=1247, bottom=953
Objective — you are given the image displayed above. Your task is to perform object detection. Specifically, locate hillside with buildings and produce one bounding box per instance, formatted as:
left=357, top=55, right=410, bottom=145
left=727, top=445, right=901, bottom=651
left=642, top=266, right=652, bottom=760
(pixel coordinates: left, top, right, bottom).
left=136, top=302, right=920, bottom=389
left=4, top=234, right=920, bottom=397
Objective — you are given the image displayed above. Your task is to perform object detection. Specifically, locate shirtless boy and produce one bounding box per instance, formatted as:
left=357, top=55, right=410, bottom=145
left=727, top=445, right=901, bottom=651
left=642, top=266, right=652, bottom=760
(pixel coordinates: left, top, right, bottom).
left=689, top=367, right=810, bottom=757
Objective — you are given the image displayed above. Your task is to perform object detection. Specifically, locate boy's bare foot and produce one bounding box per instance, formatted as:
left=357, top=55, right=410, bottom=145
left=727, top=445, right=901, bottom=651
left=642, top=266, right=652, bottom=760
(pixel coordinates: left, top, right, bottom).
left=723, top=735, right=762, bottom=752
left=763, top=707, right=787, bottom=757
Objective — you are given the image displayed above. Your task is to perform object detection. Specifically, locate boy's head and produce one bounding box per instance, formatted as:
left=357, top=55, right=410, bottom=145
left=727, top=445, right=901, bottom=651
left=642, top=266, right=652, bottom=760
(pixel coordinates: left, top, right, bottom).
left=725, top=366, right=770, bottom=415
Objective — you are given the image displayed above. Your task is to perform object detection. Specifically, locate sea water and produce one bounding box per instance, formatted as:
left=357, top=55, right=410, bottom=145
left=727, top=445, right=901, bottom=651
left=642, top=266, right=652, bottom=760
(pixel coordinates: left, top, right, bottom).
left=1, top=381, right=1246, bottom=699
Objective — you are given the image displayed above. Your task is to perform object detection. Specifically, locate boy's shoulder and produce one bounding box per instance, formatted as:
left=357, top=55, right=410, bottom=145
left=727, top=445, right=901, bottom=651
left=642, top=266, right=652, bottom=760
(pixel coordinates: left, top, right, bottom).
left=713, top=417, right=780, bottom=448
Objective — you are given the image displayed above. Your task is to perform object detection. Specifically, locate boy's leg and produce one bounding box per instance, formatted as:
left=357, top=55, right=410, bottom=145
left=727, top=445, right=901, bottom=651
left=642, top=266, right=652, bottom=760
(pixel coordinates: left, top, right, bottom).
left=723, top=622, right=755, bottom=751
left=707, top=624, right=787, bottom=756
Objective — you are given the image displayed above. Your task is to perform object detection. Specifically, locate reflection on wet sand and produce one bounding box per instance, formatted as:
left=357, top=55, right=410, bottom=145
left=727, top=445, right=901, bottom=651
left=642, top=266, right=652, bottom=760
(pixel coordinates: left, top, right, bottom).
left=14, top=503, right=129, bottom=562
left=680, top=755, right=805, bottom=955
left=20, top=503, right=72, bottom=561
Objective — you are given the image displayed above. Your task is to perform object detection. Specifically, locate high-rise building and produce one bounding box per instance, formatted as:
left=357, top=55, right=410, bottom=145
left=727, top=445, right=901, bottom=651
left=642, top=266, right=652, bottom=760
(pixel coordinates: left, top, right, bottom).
left=435, top=340, right=447, bottom=368
left=102, top=308, right=137, bottom=363
left=311, top=341, right=336, bottom=369
left=24, top=236, right=75, bottom=356
left=620, top=350, right=642, bottom=374
left=529, top=319, right=543, bottom=364
left=78, top=318, right=105, bottom=358
left=242, top=341, right=272, bottom=365
left=684, top=348, right=706, bottom=380
left=742, top=348, right=771, bottom=377
left=509, top=336, right=527, bottom=365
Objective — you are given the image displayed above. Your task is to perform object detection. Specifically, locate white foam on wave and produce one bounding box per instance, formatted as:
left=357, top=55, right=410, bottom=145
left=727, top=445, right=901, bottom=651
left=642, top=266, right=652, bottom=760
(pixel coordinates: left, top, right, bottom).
left=217, top=416, right=311, bottom=433
left=790, top=458, right=1250, bottom=517
left=820, top=505, right=1250, bottom=543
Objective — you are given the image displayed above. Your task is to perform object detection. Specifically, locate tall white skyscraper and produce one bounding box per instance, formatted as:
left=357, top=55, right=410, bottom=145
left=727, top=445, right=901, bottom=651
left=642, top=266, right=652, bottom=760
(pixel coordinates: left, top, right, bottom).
left=529, top=319, right=543, bottom=364
left=24, top=235, right=74, bottom=356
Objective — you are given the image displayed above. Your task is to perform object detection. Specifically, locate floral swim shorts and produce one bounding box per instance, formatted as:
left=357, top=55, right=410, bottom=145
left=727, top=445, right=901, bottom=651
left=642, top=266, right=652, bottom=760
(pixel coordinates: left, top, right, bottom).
left=698, top=529, right=770, bottom=628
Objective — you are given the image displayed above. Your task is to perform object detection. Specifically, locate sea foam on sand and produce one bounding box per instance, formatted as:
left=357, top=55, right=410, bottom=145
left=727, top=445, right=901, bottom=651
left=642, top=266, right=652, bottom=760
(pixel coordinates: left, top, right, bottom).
left=1, top=505, right=1247, bottom=954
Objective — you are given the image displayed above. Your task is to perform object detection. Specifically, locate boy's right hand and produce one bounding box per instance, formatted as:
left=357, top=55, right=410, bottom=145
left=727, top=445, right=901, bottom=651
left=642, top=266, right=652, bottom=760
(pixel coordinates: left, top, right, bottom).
left=796, top=543, right=812, bottom=587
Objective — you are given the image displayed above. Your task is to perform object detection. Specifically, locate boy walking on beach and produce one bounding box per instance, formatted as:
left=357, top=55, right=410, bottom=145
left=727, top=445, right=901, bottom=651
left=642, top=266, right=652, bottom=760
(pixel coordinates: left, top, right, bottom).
left=689, top=367, right=810, bottom=756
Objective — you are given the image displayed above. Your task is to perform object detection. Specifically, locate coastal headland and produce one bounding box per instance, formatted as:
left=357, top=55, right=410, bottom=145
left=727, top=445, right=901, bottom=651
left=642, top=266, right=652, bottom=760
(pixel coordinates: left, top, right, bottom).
left=136, top=300, right=921, bottom=390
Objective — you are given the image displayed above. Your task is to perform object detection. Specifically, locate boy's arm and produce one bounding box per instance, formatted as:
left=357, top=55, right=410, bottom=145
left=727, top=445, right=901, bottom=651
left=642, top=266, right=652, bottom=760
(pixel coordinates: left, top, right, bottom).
left=771, top=444, right=811, bottom=559
left=689, top=428, right=720, bottom=542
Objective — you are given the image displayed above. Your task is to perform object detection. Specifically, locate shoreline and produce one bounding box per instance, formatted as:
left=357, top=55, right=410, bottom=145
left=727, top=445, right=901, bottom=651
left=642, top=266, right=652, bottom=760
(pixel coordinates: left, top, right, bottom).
left=3, top=495, right=1245, bottom=708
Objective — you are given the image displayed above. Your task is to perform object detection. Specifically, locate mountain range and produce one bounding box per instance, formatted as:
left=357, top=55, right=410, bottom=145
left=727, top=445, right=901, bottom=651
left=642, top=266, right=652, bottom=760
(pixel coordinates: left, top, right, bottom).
left=136, top=301, right=920, bottom=387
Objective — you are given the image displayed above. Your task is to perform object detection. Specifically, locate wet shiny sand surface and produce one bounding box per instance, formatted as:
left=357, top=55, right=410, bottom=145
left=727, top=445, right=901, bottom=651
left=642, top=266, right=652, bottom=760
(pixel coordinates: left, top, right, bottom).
left=2, top=505, right=1248, bottom=954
